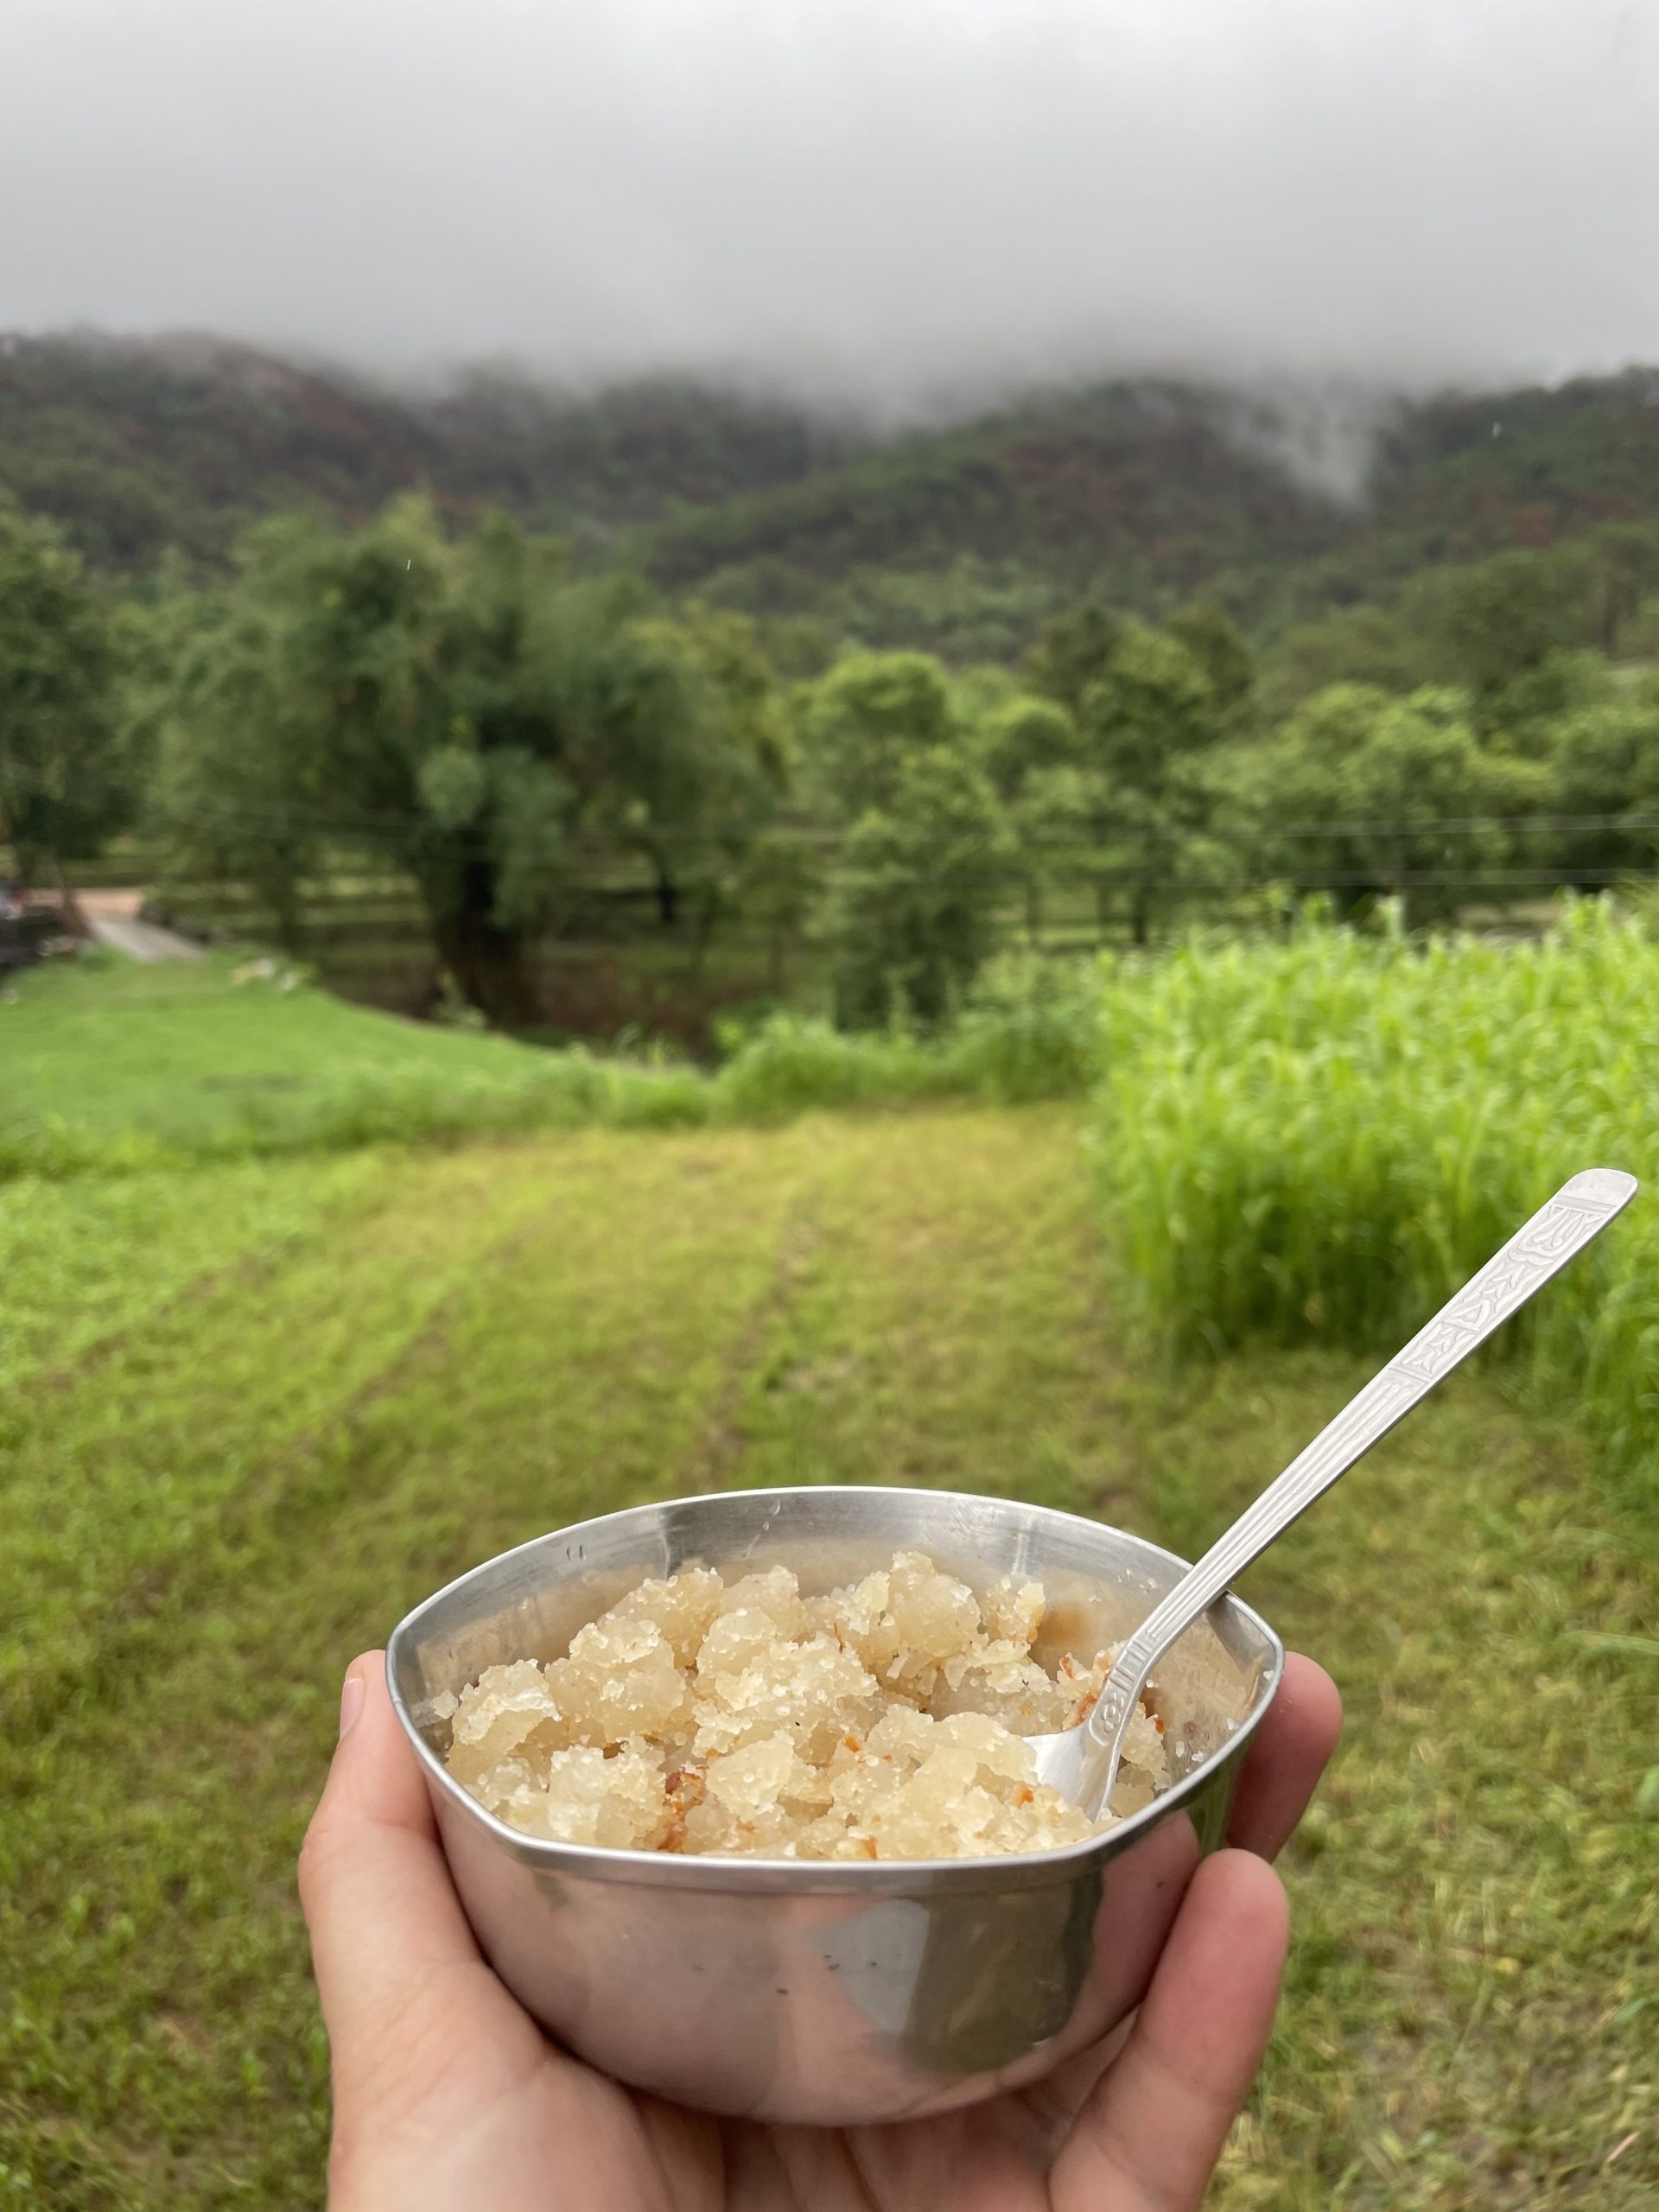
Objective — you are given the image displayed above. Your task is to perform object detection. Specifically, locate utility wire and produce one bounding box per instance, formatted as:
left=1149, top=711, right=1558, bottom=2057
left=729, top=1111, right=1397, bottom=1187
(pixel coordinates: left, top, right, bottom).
left=137, top=795, right=1659, bottom=848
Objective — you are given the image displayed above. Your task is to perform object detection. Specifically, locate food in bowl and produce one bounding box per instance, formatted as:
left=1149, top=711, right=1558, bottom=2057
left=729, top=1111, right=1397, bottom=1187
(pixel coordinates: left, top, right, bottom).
left=442, top=1548, right=1187, bottom=1859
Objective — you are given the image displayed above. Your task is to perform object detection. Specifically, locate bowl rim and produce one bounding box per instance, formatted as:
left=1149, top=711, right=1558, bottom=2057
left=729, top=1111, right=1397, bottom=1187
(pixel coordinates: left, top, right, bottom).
left=386, top=1484, right=1286, bottom=1893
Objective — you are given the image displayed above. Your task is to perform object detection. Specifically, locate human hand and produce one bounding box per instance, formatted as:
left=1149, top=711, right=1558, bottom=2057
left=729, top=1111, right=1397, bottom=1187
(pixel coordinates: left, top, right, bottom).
left=301, top=1650, right=1340, bottom=2211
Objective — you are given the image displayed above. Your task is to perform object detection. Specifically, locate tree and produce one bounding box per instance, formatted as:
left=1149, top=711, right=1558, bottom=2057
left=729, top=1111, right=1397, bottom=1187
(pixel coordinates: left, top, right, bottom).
left=1255, top=606, right=1425, bottom=723
left=626, top=601, right=791, bottom=950
left=1478, top=648, right=1614, bottom=757
left=1165, top=604, right=1255, bottom=730
left=975, top=693, right=1080, bottom=804
left=0, top=499, right=123, bottom=885
left=1074, top=621, right=1230, bottom=943
left=1579, top=522, right=1659, bottom=655
left=1022, top=602, right=1122, bottom=721
left=988, top=612, right=1234, bottom=945
left=1231, top=683, right=1552, bottom=925
left=798, top=651, right=954, bottom=820
left=150, top=582, right=323, bottom=951
left=1541, top=683, right=1659, bottom=881
left=1404, top=550, right=1595, bottom=714
left=827, top=748, right=1013, bottom=1027
left=157, top=500, right=784, bottom=1023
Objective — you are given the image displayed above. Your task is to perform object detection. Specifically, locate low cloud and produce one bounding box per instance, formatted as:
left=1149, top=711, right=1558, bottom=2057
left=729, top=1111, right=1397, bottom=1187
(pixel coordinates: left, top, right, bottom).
left=3, top=0, right=1656, bottom=423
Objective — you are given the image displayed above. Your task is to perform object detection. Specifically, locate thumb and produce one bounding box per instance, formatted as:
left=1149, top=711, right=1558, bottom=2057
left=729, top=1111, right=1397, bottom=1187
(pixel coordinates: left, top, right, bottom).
left=298, top=1651, right=493, bottom=2086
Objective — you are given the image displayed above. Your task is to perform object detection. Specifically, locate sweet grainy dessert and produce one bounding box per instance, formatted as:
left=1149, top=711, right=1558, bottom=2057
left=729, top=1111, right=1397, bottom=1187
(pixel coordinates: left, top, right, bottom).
left=440, top=1550, right=1179, bottom=1859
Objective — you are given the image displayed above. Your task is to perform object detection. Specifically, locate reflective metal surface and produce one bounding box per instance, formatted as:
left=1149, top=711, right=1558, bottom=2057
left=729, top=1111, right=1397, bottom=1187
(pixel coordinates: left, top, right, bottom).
left=387, top=1485, right=1284, bottom=2125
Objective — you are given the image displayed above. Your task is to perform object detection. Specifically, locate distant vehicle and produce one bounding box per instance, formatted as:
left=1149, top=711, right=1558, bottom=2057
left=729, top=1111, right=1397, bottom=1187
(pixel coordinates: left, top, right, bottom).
left=0, top=883, right=64, bottom=974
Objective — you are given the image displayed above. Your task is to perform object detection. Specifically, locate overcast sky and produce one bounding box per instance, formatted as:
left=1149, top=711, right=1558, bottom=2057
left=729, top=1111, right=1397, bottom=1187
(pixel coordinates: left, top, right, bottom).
left=3, top=0, right=1656, bottom=412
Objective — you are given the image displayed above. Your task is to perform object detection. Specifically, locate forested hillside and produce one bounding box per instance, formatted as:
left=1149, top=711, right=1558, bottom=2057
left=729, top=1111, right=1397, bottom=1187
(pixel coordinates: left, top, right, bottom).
left=5, top=331, right=1658, bottom=656
left=0, top=334, right=856, bottom=572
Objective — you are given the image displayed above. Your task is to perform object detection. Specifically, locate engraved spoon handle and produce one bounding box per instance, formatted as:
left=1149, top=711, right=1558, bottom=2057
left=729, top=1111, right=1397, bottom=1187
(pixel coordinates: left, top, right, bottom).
left=1087, top=1168, right=1638, bottom=1761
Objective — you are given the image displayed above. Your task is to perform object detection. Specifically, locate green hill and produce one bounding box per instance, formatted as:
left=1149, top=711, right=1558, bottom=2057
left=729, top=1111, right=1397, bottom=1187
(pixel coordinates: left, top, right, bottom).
left=0, top=333, right=855, bottom=570
left=4, top=330, right=1659, bottom=653
left=634, top=372, right=1659, bottom=647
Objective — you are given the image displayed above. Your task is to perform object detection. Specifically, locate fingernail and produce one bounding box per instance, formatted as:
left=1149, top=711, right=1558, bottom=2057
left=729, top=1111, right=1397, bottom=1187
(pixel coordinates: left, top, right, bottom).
left=339, top=1670, right=365, bottom=1738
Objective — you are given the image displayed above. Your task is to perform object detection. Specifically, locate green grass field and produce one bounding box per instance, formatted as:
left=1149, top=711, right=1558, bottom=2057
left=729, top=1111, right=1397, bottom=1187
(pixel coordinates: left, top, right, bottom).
left=3, top=1095, right=1656, bottom=2207
left=0, top=953, right=632, bottom=1174
left=5, top=942, right=1658, bottom=2206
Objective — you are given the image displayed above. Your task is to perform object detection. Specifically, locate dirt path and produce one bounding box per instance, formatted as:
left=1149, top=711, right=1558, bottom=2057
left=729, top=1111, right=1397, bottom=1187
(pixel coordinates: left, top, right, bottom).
left=75, top=888, right=204, bottom=963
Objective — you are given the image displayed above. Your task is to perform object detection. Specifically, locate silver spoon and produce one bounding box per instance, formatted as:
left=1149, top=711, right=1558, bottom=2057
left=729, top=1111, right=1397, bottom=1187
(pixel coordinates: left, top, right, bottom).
left=1028, top=1167, right=1638, bottom=1820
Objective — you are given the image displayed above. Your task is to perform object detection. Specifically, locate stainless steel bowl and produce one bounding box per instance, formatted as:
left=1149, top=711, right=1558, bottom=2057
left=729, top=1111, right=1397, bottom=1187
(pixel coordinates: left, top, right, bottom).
left=387, top=1485, right=1284, bottom=2126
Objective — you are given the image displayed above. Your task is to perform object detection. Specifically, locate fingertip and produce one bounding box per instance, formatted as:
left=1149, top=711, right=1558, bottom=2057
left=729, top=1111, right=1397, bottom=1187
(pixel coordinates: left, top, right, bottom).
left=339, top=1673, right=365, bottom=1738
left=334, top=1651, right=381, bottom=1745
left=327, top=1654, right=435, bottom=1816
left=1195, top=1846, right=1290, bottom=1948
left=1281, top=1652, right=1344, bottom=1756
left=1227, top=1649, right=1343, bottom=1860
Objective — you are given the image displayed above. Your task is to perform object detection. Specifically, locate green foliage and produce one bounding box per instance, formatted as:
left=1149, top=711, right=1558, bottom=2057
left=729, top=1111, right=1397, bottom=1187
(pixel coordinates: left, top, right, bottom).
left=1404, top=547, right=1595, bottom=698
left=1225, top=683, right=1554, bottom=920
left=1546, top=684, right=1659, bottom=875
left=1163, top=602, right=1255, bottom=727
left=715, top=1014, right=942, bottom=1117
left=797, top=649, right=955, bottom=817
left=938, top=950, right=1102, bottom=1101
left=643, top=369, right=1659, bottom=652
left=1255, top=604, right=1425, bottom=721
left=1022, top=601, right=1124, bottom=717
left=0, top=339, right=849, bottom=571
left=152, top=501, right=785, bottom=1020
left=715, top=956, right=1100, bottom=1116
left=22, top=346, right=1659, bottom=1027
left=1092, top=899, right=1659, bottom=1498
left=1575, top=519, right=1659, bottom=652
left=827, top=747, right=1014, bottom=1026
left=976, top=692, right=1080, bottom=801
left=18, top=339, right=1659, bottom=672
left=969, top=615, right=1241, bottom=948
left=1080, top=620, right=1224, bottom=788
left=0, top=498, right=124, bottom=880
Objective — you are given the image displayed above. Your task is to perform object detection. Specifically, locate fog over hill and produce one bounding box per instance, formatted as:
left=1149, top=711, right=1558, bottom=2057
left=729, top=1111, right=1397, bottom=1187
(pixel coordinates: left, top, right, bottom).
left=6, top=322, right=1658, bottom=671
left=3, top=0, right=1656, bottom=458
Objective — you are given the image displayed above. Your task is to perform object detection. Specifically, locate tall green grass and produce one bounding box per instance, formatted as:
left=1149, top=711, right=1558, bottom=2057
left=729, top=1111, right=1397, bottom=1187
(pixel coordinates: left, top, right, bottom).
left=1093, top=900, right=1659, bottom=1490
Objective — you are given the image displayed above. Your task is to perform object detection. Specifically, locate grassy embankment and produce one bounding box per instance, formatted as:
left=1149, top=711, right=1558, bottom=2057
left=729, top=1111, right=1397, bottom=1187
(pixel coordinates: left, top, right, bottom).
left=3, top=939, right=1656, bottom=2208
left=0, top=950, right=1093, bottom=1181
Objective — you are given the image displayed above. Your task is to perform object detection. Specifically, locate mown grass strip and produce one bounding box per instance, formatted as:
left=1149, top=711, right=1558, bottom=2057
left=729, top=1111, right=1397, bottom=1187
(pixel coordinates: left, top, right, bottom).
left=0, top=1154, right=401, bottom=1398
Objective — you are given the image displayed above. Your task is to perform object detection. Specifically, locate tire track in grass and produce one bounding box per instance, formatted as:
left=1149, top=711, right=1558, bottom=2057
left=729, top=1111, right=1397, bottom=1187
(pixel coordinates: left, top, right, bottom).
left=0, top=1141, right=578, bottom=1738
left=0, top=1152, right=399, bottom=1402
left=675, top=1179, right=827, bottom=1496
left=2, top=1108, right=1141, bottom=2210
left=725, top=1106, right=1135, bottom=1511
left=2, top=1125, right=828, bottom=2203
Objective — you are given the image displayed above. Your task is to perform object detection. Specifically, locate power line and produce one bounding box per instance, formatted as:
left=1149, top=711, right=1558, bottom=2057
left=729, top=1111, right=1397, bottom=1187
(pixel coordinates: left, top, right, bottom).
left=136, top=794, right=1659, bottom=849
